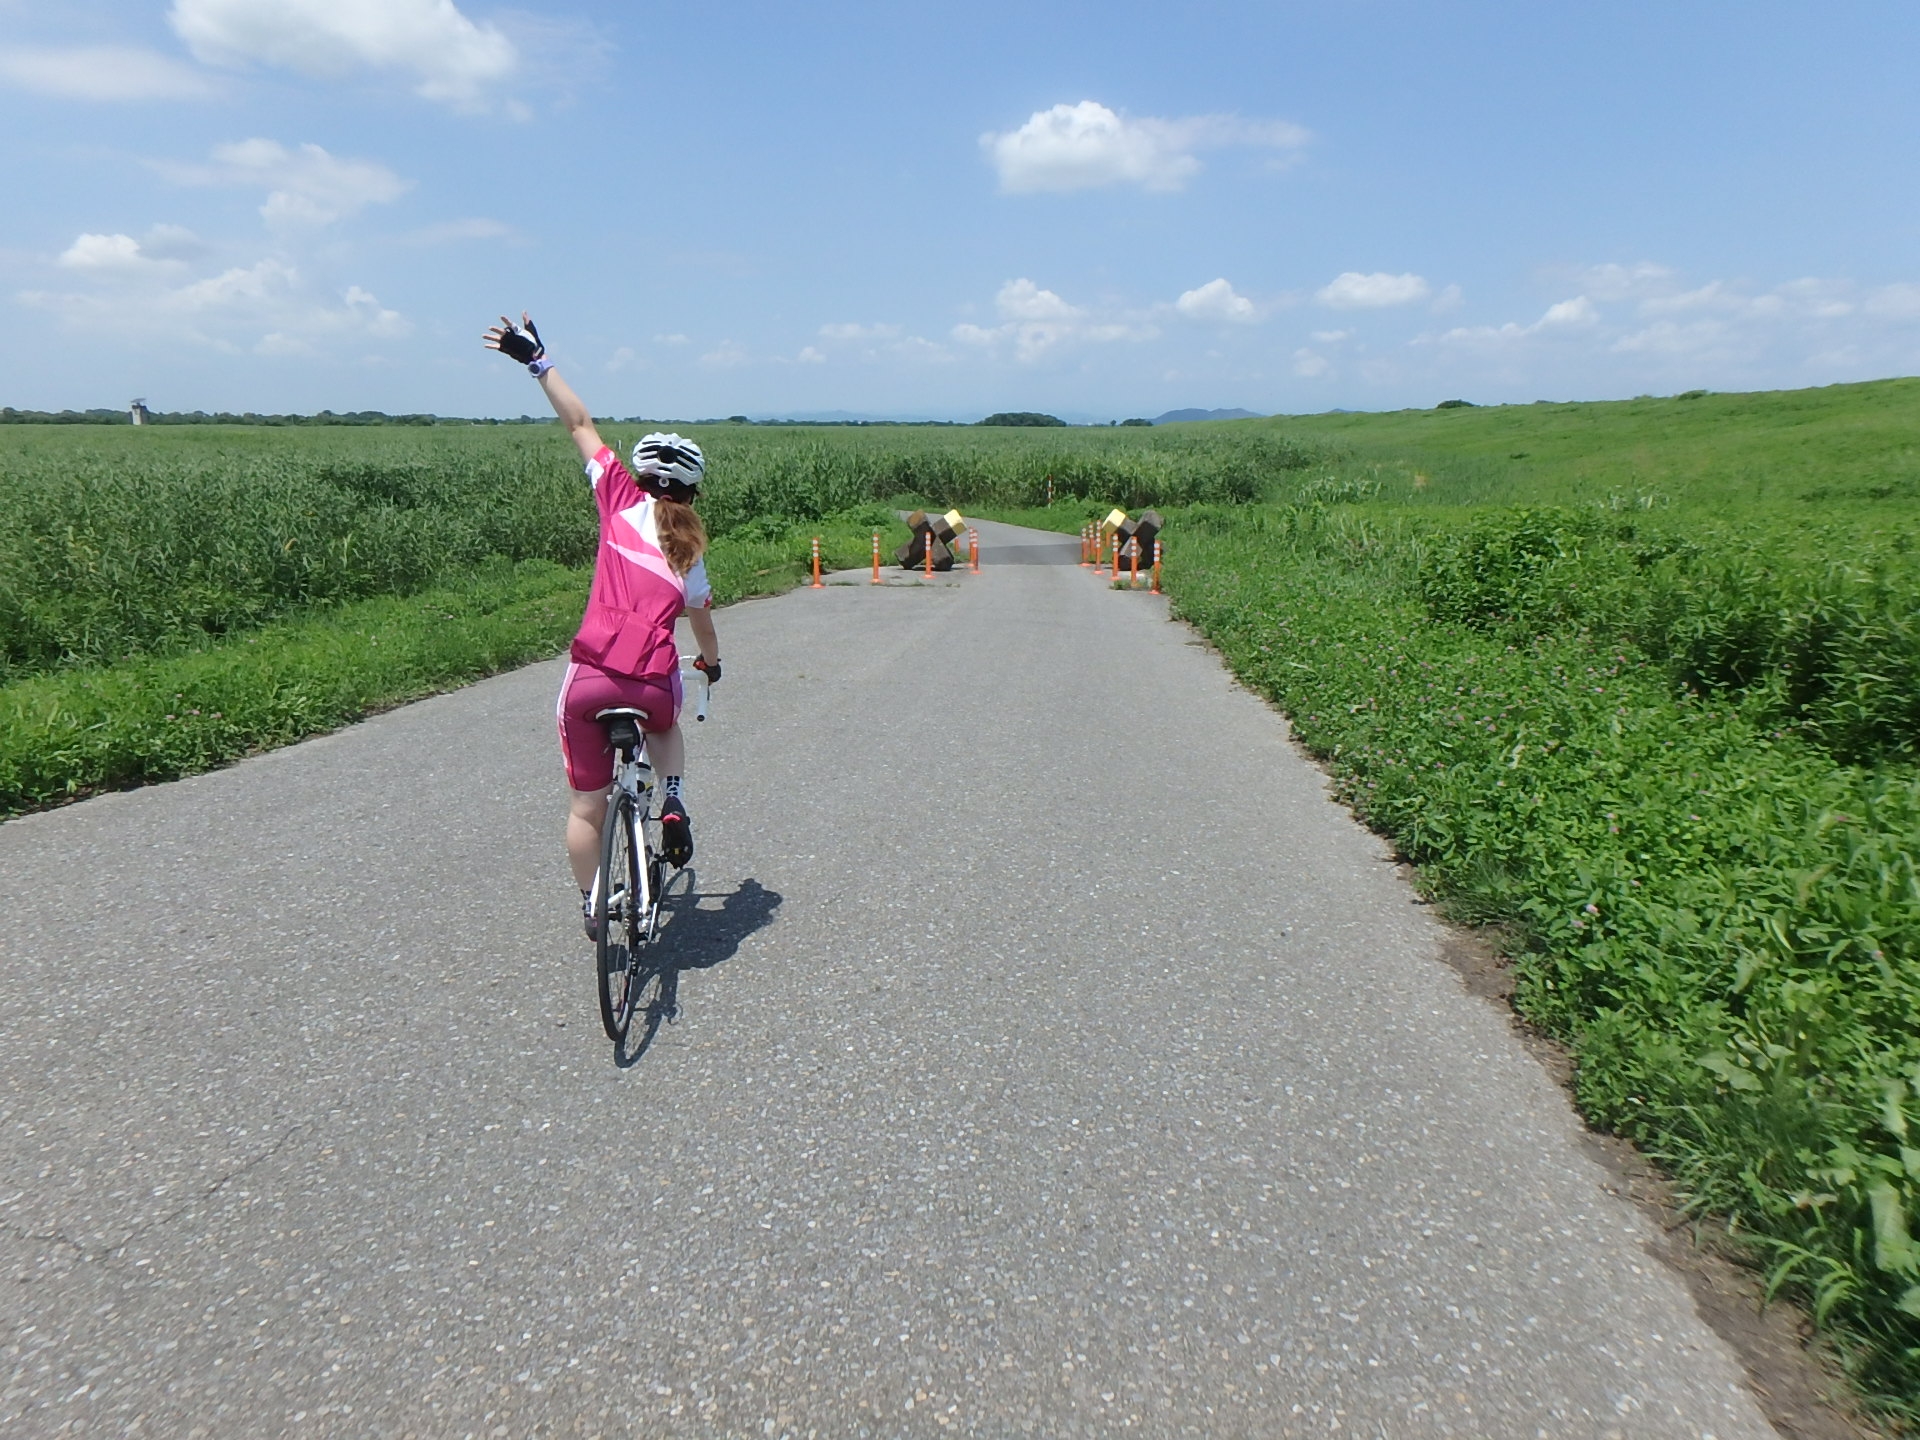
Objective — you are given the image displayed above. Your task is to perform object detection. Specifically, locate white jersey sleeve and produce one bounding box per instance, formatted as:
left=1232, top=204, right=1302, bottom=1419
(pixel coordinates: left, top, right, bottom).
left=683, top=558, right=713, bottom=609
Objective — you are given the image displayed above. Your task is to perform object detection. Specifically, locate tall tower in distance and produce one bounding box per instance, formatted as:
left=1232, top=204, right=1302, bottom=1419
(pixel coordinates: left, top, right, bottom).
left=130, top=398, right=151, bottom=426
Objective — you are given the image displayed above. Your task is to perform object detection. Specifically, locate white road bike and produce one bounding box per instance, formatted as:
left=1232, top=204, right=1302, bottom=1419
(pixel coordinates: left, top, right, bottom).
left=589, top=656, right=709, bottom=1044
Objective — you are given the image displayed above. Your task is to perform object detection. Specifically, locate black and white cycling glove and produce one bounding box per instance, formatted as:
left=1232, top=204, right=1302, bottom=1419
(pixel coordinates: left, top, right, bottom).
left=485, top=313, right=549, bottom=374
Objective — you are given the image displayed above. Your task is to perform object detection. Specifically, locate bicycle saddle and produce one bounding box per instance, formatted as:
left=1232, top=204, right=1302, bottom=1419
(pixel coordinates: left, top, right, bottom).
left=595, top=706, right=650, bottom=752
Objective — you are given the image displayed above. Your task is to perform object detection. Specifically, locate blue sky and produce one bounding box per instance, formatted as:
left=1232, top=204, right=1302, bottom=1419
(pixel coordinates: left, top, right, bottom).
left=3, top=0, right=1918, bottom=420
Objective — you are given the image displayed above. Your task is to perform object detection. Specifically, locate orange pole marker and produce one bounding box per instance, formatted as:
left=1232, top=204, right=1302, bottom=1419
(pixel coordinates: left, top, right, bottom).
left=969, top=529, right=980, bottom=574
left=1111, top=534, right=1121, bottom=581
left=1079, top=524, right=1090, bottom=566
left=871, top=531, right=881, bottom=584
left=1129, top=537, right=1141, bottom=587
left=811, top=535, right=823, bottom=588
left=1151, top=537, right=1163, bottom=593
left=924, top=529, right=935, bottom=578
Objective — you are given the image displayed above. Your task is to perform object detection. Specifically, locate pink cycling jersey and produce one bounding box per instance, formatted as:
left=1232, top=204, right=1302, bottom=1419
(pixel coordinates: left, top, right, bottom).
left=569, top=446, right=711, bottom=681
left=554, top=447, right=711, bottom=790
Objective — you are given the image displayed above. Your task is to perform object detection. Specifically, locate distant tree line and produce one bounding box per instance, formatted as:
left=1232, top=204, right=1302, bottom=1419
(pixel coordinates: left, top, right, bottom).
left=0, top=407, right=993, bottom=428
left=978, top=411, right=1065, bottom=427
left=0, top=407, right=470, bottom=426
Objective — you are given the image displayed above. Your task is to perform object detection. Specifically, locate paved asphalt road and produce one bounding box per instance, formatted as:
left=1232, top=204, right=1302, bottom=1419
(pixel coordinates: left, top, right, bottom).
left=1, top=520, right=1779, bottom=1438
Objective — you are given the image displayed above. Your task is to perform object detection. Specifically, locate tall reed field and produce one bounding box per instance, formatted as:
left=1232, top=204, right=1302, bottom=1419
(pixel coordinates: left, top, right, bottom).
left=4, top=378, right=1919, bottom=1413
left=0, top=419, right=1302, bottom=811
left=0, top=420, right=1299, bottom=685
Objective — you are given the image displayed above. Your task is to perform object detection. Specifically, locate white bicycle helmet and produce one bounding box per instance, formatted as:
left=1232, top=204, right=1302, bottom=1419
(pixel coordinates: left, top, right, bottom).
left=631, top=432, right=705, bottom=498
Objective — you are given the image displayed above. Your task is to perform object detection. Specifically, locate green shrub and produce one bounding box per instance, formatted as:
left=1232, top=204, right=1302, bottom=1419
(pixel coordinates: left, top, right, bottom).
left=1167, top=502, right=1920, bottom=1414
left=1409, top=509, right=1920, bottom=764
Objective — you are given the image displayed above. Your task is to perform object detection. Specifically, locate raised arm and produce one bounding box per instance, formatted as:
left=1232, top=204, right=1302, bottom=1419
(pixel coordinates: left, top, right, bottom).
left=483, top=312, right=603, bottom=463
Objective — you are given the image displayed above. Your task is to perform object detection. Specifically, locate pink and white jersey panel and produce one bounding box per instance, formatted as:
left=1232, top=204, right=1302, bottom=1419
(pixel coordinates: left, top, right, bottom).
left=570, top=447, right=689, bottom=680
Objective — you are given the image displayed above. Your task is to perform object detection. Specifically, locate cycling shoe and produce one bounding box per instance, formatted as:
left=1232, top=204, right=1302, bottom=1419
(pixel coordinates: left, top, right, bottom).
left=659, top=797, right=693, bottom=869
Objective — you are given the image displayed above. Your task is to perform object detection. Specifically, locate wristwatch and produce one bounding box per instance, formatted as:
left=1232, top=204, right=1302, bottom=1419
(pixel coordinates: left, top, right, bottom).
left=528, top=357, right=554, bottom=377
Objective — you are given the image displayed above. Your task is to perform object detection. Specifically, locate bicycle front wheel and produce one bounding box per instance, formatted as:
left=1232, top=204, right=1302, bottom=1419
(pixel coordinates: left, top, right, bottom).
left=595, top=792, right=642, bottom=1042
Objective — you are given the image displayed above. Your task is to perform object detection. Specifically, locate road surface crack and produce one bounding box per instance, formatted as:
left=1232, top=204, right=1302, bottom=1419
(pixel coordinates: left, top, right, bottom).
left=1, top=1123, right=310, bottom=1265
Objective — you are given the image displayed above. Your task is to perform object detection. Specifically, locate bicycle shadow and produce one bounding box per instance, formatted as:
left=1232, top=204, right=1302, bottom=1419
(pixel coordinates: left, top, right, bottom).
left=616, top=875, right=783, bottom=1067
left=663, top=874, right=783, bottom=971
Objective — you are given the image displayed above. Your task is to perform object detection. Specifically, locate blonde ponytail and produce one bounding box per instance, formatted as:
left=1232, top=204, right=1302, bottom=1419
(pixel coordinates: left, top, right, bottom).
left=655, top=496, right=708, bottom=576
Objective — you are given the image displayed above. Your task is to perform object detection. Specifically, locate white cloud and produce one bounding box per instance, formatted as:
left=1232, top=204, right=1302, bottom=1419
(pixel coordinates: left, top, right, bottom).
left=950, top=278, right=1155, bottom=363
left=140, top=224, right=209, bottom=262
left=165, top=139, right=410, bottom=226
left=1293, top=349, right=1329, bottom=377
left=1310, top=329, right=1350, bottom=343
left=1609, top=319, right=1723, bottom=357
left=1539, top=296, right=1598, bottom=328
left=698, top=342, right=749, bottom=369
left=606, top=345, right=636, bottom=371
left=169, top=0, right=516, bottom=109
left=1431, top=283, right=1464, bottom=314
left=1436, top=296, right=1598, bottom=347
left=982, top=100, right=1307, bottom=194
left=1576, top=262, right=1676, bottom=301
left=59, top=233, right=173, bottom=274
left=653, top=333, right=688, bottom=346
left=996, top=278, right=1079, bottom=323
left=24, top=255, right=411, bottom=354
left=172, top=257, right=298, bottom=312
left=1176, top=278, right=1256, bottom=323
left=1317, top=272, right=1430, bottom=309
left=812, top=322, right=949, bottom=365
left=0, top=45, right=215, bottom=101
left=55, top=226, right=208, bottom=276
left=1423, top=266, right=1920, bottom=385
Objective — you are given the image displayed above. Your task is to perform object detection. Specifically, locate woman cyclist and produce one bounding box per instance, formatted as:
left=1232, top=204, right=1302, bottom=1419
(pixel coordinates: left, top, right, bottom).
left=483, top=313, right=721, bottom=938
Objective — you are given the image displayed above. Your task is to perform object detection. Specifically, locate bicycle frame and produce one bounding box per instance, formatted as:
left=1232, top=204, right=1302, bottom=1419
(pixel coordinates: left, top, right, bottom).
left=612, top=736, right=655, bottom=920
left=593, top=655, right=710, bottom=928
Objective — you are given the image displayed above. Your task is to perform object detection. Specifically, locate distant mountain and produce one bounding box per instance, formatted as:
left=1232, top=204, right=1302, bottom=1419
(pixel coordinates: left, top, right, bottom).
left=1152, top=407, right=1266, bottom=425
left=743, top=408, right=1130, bottom=426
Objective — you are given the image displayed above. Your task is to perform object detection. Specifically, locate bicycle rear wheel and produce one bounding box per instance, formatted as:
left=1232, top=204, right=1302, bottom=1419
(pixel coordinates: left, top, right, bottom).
left=629, top=809, right=675, bottom=1022
left=595, top=792, right=642, bottom=1042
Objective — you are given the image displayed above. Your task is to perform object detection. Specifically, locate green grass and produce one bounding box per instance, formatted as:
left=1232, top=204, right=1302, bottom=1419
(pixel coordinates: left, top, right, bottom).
left=0, top=511, right=900, bottom=816
left=1255, top=375, right=1920, bottom=515
left=1128, top=377, right=1920, bottom=1421
left=1161, top=502, right=1920, bottom=1417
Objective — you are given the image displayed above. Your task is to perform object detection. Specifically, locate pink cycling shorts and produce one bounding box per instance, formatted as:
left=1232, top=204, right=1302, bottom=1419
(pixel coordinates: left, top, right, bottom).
left=555, top=660, right=683, bottom=792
